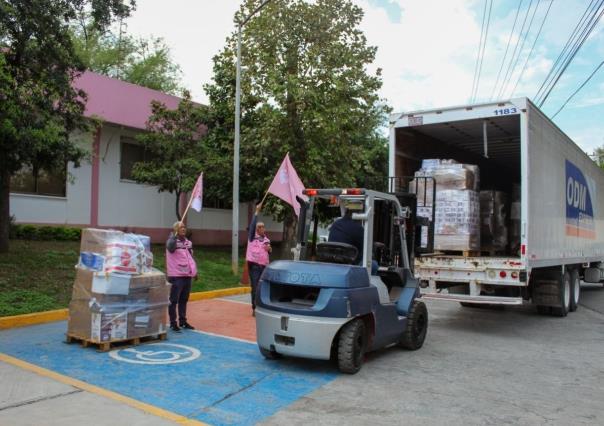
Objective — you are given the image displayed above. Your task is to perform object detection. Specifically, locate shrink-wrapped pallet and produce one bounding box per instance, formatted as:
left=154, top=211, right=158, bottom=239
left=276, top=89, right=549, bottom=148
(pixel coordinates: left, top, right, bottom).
left=67, top=229, right=169, bottom=344
left=480, top=190, right=508, bottom=252
left=411, top=160, right=481, bottom=251
left=434, top=189, right=480, bottom=251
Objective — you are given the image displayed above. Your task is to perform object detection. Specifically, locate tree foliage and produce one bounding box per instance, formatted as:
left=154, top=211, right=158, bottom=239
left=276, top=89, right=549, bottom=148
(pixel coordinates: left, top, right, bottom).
left=132, top=92, right=226, bottom=221
left=594, top=145, right=604, bottom=169
left=204, top=0, right=390, bottom=224
left=0, top=0, right=134, bottom=252
left=70, top=17, right=182, bottom=94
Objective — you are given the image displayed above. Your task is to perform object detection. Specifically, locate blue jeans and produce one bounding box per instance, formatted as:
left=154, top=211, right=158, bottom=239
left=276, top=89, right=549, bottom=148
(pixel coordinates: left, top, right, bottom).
left=248, top=262, right=265, bottom=309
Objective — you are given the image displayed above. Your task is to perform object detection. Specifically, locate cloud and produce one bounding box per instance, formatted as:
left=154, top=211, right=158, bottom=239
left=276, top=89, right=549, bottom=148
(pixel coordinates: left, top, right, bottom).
left=123, top=0, right=602, bottom=150
left=125, top=0, right=241, bottom=104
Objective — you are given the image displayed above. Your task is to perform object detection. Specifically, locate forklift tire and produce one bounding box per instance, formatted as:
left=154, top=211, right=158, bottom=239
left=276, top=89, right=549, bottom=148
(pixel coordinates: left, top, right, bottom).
left=400, top=301, right=428, bottom=350
left=259, top=346, right=281, bottom=360
left=337, top=319, right=367, bottom=374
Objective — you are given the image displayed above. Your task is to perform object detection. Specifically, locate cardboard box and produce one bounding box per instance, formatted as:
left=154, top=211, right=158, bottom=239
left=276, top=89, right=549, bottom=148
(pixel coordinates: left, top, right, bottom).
left=67, top=301, right=128, bottom=342
left=434, top=189, right=480, bottom=251
left=68, top=266, right=170, bottom=343
left=127, top=307, right=167, bottom=338
left=480, top=190, right=508, bottom=251
left=79, top=228, right=153, bottom=274
left=71, top=267, right=168, bottom=299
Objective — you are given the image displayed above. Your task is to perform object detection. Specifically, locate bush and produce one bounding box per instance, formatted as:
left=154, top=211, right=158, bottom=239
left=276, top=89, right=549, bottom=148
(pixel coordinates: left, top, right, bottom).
left=9, top=224, right=81, bottom=241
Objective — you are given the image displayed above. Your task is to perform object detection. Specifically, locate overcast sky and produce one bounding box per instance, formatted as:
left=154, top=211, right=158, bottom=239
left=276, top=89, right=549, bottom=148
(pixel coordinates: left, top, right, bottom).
left=125, top=0, right=604, bottom=154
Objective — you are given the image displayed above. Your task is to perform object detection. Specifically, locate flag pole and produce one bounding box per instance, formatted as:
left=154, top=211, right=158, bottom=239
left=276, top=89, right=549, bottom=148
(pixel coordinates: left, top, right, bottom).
left=180, top=190, right=196, bottom=223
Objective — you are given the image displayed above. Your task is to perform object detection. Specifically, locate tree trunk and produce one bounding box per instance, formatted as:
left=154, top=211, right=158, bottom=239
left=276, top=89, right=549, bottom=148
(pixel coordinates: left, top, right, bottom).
left=282, top=213, right=298, bottom=260
left=0, top=170, right=10, bottom=253
left=175, top=191, right=182, bottom=221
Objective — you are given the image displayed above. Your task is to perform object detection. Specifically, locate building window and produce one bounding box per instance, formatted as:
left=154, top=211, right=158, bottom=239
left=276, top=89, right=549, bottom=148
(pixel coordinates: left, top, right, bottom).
left=10, top=165, right=67, bottom=197
left=120, top=137, right=151, bottom=181
left=203, top=197, right=232, bottom=210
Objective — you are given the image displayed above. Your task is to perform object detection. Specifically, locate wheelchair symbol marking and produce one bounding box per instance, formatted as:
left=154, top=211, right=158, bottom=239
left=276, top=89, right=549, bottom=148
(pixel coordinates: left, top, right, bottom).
left=109, top=343, right=201, bottom=364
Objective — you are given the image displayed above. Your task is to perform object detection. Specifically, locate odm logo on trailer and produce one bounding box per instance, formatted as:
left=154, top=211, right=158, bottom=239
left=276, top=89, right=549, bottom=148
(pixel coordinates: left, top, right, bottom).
left=565, top=160, right=596, bottom=239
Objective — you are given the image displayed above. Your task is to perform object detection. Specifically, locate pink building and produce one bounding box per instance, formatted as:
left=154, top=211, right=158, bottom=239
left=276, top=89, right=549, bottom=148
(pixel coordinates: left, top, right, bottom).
left=9, top=71, right=282, bottom=244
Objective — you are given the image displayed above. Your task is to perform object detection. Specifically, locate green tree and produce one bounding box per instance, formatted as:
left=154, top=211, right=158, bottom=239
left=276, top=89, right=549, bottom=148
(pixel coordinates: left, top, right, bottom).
left=132, top=92, right=226, bottom=221
left=71, top=19, right=182, bottom=94
left=0, top=0, right=134, bottom=253
left=204, top=0, right=390, bottom=246
left=594, top=145, right=604, bottom=169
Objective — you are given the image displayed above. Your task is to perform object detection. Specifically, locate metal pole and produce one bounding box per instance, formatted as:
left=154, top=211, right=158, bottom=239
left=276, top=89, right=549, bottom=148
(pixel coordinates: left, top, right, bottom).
left=231, top=0, right=272, bottom=276
left=232, top=24, right=242, bottom=275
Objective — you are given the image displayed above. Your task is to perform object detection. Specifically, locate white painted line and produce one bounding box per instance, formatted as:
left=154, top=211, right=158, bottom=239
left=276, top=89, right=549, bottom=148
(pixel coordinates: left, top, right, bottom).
left=191, top=329, right=256, bottom=345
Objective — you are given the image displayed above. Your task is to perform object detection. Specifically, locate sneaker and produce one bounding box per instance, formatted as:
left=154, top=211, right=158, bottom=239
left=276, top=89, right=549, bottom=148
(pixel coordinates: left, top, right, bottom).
left=170, top=324, right=181, bottom=332
left=180, top=322, right=195, bottom=330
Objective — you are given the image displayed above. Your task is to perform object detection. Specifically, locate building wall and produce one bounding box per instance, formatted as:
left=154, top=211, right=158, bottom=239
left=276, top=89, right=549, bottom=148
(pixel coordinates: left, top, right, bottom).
left=9, top=124, right=283, bottom=245
left=10, top=130, right=93, bottom=226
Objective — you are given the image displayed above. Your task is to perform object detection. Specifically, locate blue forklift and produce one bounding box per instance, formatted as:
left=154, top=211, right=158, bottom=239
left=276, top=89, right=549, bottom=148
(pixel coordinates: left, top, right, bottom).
left=255, top=187, right=428, bottom=373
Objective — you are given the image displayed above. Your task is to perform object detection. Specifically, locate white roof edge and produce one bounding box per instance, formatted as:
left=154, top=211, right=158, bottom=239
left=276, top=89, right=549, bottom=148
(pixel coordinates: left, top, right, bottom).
left=390, top=97, right=529, bottom=122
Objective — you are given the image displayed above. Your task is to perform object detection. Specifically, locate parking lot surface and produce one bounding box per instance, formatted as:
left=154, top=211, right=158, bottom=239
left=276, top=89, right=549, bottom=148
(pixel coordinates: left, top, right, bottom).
left=1, top=285, right=603, bottom=425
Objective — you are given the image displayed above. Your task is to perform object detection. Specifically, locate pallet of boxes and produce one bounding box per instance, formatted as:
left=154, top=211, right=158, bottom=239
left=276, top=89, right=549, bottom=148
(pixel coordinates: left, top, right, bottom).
left=413, top=159, right=481, bottom=255
left=413, top=159, right=517, bottom=256
left=66, top=228, right=170, bottom=351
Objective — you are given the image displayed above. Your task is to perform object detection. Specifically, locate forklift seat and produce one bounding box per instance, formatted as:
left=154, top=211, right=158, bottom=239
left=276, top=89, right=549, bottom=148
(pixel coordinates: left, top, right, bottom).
left=316, top=242, right=358, bottom=265
left=377, top=266, right=406, bottom=290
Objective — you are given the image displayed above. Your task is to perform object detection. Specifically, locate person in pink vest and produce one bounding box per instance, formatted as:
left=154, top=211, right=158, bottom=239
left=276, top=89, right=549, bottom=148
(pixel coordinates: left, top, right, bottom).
left=166, top=221, right=198, bottom=332
left=246, top=203, right=271, bottom=314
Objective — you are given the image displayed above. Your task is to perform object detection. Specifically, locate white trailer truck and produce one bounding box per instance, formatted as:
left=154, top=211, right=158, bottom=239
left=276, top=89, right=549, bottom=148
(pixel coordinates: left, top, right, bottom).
left=389, top=97, right=604, bottom=316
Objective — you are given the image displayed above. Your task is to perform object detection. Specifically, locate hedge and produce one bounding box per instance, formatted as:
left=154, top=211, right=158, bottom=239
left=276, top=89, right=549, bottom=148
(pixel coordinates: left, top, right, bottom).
left=9, top=224, right=81, bottom=241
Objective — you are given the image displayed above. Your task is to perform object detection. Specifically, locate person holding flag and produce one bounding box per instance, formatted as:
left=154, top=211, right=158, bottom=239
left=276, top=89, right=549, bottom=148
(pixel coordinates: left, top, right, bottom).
left=165, top=172, right=203, bottom=332
left=245, top=153, right=306, bottom=314
left=246, top=202, right=271, bottom=315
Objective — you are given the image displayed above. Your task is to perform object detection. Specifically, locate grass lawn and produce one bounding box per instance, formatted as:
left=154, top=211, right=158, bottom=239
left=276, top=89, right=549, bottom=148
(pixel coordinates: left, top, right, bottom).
left=0, top=240, right=246, bottom=317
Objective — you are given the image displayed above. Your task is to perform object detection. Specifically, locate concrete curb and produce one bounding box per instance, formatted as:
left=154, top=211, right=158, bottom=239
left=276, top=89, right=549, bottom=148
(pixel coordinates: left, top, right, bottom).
left=0, top=286, right=251, bottom=330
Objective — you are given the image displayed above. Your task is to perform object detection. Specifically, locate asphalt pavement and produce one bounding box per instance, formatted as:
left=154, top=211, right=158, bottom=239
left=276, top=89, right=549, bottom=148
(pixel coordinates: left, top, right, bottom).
left=1, top=284, right=603, bottom=426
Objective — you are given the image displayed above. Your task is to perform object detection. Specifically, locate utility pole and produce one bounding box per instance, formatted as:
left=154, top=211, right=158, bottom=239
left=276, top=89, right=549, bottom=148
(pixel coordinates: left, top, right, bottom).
left=232, top=0, right=273, bottom=275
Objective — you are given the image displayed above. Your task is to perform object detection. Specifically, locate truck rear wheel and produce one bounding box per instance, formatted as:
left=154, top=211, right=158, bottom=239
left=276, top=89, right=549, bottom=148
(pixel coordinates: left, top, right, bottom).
left=400, top=301, right=428, bottom=350
left=551, top=271, right=571, bottom=317
left=533, top=269, right=571, bottom=317
left=569, top=269, right=580, bottom=312
left=337, top=319, right=367, bottom=374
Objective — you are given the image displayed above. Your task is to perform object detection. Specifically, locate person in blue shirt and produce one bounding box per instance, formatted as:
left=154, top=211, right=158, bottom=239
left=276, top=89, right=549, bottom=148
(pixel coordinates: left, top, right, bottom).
left=328, top=208, right=364, bottom=264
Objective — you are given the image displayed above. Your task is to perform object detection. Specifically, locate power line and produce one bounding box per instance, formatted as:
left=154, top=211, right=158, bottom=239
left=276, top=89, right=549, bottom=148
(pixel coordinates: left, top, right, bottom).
left=500, top=0, right=542, bottom=98
left=537, top=1, right=604, bottom=107
left=551, top=60, right=604, bottom=118
left=490, top=0, right=524, bottom=100
left=533, top=0, right=601, bottom=104
left=495, top=0, right=535, bottom=99
left=472, top=0, right=493, bottom=102
left=470, top=0, right=489, bottom=102
left=510, top=0, right=554, bottom=98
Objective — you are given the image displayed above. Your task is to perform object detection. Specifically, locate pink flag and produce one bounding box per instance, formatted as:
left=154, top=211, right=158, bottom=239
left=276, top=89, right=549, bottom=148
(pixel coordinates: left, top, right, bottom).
left=267, top=154, right=308, bottom=216
left=190, top=173, right=203, bottom=212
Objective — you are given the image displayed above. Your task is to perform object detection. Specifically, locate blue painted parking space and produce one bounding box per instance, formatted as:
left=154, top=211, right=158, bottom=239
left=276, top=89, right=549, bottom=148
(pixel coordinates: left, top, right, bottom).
left=0, top=321, right=336, bottom=425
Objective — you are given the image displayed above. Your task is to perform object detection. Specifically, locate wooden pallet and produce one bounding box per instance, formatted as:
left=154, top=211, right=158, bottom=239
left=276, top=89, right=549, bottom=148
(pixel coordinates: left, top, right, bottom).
left=65, top=332, right=167, bottom=352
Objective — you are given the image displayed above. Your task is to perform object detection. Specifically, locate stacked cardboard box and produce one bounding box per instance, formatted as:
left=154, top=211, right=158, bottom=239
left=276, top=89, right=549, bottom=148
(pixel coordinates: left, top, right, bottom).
left=412, top=159, right=481, bottom=251
left=480, top=191, right=508, bottom=252
left=67, top=229, right=170, bottom=343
